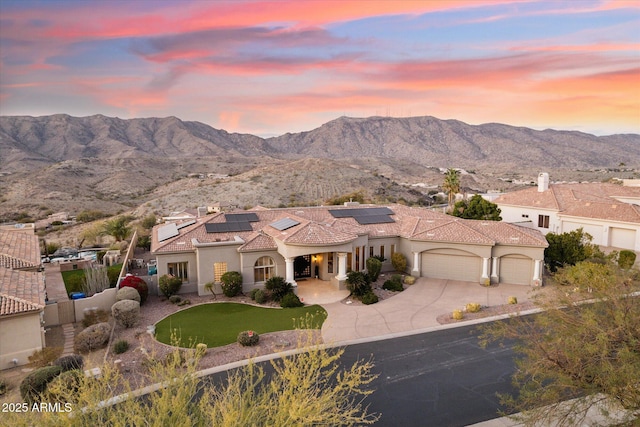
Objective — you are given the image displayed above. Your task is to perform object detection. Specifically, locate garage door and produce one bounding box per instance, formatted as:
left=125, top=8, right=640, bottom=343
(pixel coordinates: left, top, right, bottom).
left=421, top=250, right=481, bottom=282
left=499, top=255, right=531, bottom=285
left=609, top=227, right=636, bottom=250
left=562, top=222, right=603, bottom=245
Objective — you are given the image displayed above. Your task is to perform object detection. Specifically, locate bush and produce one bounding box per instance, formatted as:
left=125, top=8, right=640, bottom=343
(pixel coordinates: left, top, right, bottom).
left=111, top=299, right=140, bottom=328
left=196, top=343, right=207, bottom=358
left=28, top=347, right=63, bottom=368
left=391, top=253, right=407, bottom=272
left=465, top=303, right=481, bottom=313
left=159, top=274, right=182, bottom=298
left=361, top=291, right=379, bottom=305
left=20, top=366, right=63, bottom=404
left=169, top=295, right=182, bottom=304
left=382, top=274, right=403, bottom=292
left=220, top=271, right=243, bottom=297
left=237, top=330, right=259, bottom=347
left=404, top=276, right=416, bottom=285
left=345, top=271, right=371, bottom=297
left=45, top=370, right=83, bottom=403
left=120, top=275, right=149, bottom=304
left=116, top=286, right=141, bottom=303
left=75, top=322, right=111, bottom=353
left=452, top=310, right=464, bottom=320
left=280, top=292, right=304, bottom=308
left=508, top=296, right=518, bottom=305
left=249, top=288, right=260, bottom=300
left=618, top=250, right=636, bottom=269
left=366, top=257, right=382, bottom=282
left=53, top=354, right=84, bottom=372
left=82, top=308, right=109, bottom=327
left=372, top=255, right=386, bottom=262
left=177, top=299, right=190, bottom=306
left=113, top=339, right=129, bottom=354
left=254, top=289, right=267, bottom=304
left=0, top=377, right=6, bottom=396
left=265, top=276, right=293, bottom=301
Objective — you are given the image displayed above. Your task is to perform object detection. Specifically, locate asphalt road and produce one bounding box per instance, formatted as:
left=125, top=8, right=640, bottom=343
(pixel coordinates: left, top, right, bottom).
left=341, top=323, right=518, bottom=427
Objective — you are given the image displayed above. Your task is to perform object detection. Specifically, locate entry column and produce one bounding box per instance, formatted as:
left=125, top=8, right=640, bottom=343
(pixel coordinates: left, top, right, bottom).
left=481, top=257, right=490, bottom=280
left=285, top=257, right=297, bottom=289
left=412, top=251, right=420, bottom=274
left=336, top=252, right=348, bottom=281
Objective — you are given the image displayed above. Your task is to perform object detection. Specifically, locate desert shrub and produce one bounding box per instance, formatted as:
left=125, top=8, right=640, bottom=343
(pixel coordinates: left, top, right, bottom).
left=507, top=296, right=518, bottom=305
left=116, top=286, right=141, bottom=303
left=618, top=250, right=636, bottom=269
left=113, top=339, right=129, bottom=354
left=361, top=291, right=379, bottom=305
left=465, top=303, right=481, bottom=313
left=220, top=271, right=243, bottom=297
left=254, top=289, right=267, bottom=304
left=281, top=292, right=304, bottom=308
left=265, top=276, right=293, bottom=301
left=452, top=310, right=464, bottom=320
left=382, top=274, right=403, bottom=292
left=120, top=275, right=149, bottom=304
left=111, top=299, right=140, bottom=328
left=65, top=275, right=84, bottom=294
left=82, top=308, right=109, bottom=327
left=196, top=343, right=207, bottom=358
left=177, top=299, right=190, bottom=306
left=345, top=271, right=371, bottom=297
left=75, top=322, right=111, bottom=353
left=169, top=295, right=182, bottom=304
left=46, top=370, right=83, bottom=403
left=237, top=330, right=259, bottom=347
left=158, top=274, right=182, bottom=298
left=0, top=377, right=6, bottom=396
left=391, top=253, right=407, bottom=272
left=366, top=257, right=382, bottom=282
left=20, top=365, right=63, bottom=404
left=372, top=254, right=386, bottom=262
left=404, top=276, right=416, bottom=285
left=107, top=265, right=121, bottom=287
left=250, top=288, right=260, bottom=300
left=53, top=354, right=84, bottom=372
left=28, top=347, right=63, bottom=368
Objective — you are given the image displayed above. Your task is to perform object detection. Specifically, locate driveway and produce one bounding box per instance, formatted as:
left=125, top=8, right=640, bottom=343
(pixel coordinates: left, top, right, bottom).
left=321, top=278, right=539, bottom=344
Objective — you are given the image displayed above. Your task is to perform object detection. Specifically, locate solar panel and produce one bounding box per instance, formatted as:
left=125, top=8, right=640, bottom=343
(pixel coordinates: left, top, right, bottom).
left=176, top=219, right=196, bottom=230
left=329, top=207, right=395, bottom=218
left=271, top=217, right=300, bottom=231
left=157, top=223, right=179, bottom=242
left=205, top=222, right=254, bottom=233
left=225, top=213, right=259, bottom=222
left=355, top=215, right=395, bottom=225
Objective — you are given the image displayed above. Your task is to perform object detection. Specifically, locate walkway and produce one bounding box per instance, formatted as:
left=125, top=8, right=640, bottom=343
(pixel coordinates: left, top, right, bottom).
left=296, top=278, right=349, bottom=305
left=321, top=278, right=539, bottom=344
left=44, top=263, right=76, bottom=356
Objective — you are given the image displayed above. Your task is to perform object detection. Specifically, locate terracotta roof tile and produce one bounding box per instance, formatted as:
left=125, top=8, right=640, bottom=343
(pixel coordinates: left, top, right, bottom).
left=0, top=231, right=41, bottom=269
left=0, top=268, right=45, bottom=316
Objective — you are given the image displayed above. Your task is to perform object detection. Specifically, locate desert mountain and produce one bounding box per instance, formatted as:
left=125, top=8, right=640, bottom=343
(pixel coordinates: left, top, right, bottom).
left=1, top=114, right=639, bottom=174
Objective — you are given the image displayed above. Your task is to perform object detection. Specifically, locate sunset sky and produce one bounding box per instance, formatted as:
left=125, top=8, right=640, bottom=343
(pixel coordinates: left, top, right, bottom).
left=1, top=0, right=639, bottom=136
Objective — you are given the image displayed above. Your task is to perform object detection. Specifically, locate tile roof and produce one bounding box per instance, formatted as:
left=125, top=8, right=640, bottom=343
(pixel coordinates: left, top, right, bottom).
left=0, top=268, right=45, bottom=316
left=153, top=204, right=548, bottom=254
left=0, top=231, right=41, bottom=270
left=494, top=183, right=640, bottom=224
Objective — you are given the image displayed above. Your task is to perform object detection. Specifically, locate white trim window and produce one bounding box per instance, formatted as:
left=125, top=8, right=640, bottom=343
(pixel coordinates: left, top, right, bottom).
left=254, top=256, right=275, bottom=283
left=168, top=262, right=188, bottom=282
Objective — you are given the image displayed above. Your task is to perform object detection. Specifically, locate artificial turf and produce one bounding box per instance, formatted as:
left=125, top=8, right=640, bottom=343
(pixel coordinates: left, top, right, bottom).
left=154, top=302, right=327, bottom=348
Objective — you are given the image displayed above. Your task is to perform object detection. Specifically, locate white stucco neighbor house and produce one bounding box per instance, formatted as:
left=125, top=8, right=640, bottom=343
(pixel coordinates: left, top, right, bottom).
left=0, top=229, right=46, bottom=370
left=151, top=203, right=548, bottom=295
left=494, top=173, right=640, bottom=251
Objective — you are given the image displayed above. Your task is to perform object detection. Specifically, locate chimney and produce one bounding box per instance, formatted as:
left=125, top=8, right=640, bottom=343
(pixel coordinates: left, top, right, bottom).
left=538, top=172, right=549, bottom=192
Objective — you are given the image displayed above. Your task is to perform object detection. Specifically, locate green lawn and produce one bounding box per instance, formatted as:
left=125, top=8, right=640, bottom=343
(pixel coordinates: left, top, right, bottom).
left=61, top=263, right=122, bottom=295
left=155, top=302, right=327, bottom=348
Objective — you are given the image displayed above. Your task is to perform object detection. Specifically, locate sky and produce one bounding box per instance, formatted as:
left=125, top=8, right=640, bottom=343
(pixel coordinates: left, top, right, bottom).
left=0, top=0, right=639, bottom=137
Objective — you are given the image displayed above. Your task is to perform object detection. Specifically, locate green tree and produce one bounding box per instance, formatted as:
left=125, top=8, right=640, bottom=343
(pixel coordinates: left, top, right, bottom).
left=442, top=168, right=460, bottom=209
left=450, top=194, right=502, bottom=220
left=102, top=216, right=131, bottom=242
left=545, top=228, right=603, bottom=272
left=140, top=214, right=157, bottom=229
left=480, top=261, right=640, bottom=426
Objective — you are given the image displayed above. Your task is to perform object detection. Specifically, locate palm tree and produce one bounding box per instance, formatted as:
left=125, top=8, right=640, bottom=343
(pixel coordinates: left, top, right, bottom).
left=102, top=216, right=131, bottom=242
left=442, top=168, right=460, bottom=210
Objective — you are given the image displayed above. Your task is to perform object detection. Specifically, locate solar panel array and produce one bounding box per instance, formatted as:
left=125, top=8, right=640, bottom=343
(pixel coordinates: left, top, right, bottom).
left=205, top=222, right=254, bottom=233
left=176, top=219, right=196, bottom=229
left=328, top=207, right=395, bottom=225
left=225, top=213, right=259, bottom=222
left=157, top=223, right=179, bottom=242
left=270, top=217, right=300, bottom=231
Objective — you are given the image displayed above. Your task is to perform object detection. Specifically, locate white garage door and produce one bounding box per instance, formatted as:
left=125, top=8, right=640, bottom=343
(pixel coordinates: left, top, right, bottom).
left=421, top=251, right=481, bottom=282
left=499, top=255, right=531, bottom=285
left=563, top=221, right=603, bottom=245
left=609, top=227, right=636, bottom=250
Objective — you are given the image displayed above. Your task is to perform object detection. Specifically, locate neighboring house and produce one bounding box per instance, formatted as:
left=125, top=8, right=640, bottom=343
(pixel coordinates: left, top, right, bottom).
left=0, top=229, right=46, bottom=370
left=151, top=203, right=548, bottom=296
left=495, top=173, right=640, bottom=251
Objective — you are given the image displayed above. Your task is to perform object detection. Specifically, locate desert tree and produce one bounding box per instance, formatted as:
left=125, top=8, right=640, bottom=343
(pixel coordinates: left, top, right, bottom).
left=102, top=216, right=131, bottom=242
left=450, top=194, right=502, bottom=221
left=442, top=168, right=460, bottom=209
left=480, top=260, right=640, bottom=426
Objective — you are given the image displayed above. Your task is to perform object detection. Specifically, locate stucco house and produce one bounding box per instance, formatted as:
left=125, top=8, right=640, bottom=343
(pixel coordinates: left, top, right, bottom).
left=495, top=173, right=640, bottom=251
left=0, top=229, right=46, bottom=370
left=151, top=203, right=548, bottom=295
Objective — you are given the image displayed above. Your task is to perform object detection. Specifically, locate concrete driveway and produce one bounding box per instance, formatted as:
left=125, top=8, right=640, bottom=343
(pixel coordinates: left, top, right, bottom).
left=320, top=278, right=540, bottom=344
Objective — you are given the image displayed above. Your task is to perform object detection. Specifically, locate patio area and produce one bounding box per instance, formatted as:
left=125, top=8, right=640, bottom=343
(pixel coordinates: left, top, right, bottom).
left=295, top=278, right=350, bottom=305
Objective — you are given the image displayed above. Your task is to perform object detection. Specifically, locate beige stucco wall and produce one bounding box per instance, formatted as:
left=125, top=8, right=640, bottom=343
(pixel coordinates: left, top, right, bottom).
left=239, top=251, right=284, bottom=291
left=194, top=244, right=241, bottom=295
left=0, top=312, right=44, bottom=370
left=74, top=288, right=117, bottom=322
left=156, top=251, right=198, bottom=286
left=368, top=236, right=402, bottom=272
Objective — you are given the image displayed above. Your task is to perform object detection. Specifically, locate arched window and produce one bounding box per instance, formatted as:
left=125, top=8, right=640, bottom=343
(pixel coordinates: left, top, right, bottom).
left=254, top=256, right=275, bottom=283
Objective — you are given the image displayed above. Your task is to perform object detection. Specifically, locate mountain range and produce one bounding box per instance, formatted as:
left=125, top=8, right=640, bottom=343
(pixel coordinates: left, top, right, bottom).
left=1, top=114, right=638, bottom=222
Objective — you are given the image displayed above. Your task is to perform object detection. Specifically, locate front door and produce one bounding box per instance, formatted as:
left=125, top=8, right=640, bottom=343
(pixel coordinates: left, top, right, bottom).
left=294, top=255, right=311, bottom=279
